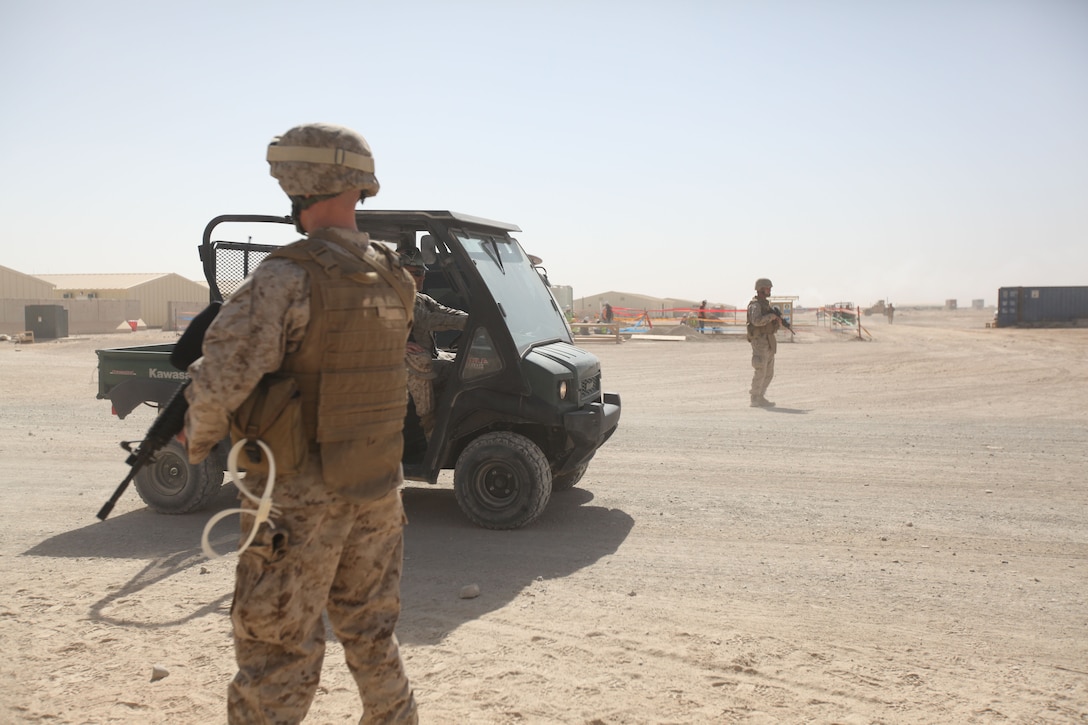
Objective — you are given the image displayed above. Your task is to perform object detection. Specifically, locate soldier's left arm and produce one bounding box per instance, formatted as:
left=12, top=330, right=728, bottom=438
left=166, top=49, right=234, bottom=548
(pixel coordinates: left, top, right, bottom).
left=184, top=260, right=310, bottom=463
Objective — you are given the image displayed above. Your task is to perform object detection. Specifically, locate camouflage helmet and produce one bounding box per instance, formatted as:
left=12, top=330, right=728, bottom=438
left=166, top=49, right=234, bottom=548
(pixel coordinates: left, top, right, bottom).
left=266, top=123, right=380, bottom=198
left=754, top=277, right=773, bottom=291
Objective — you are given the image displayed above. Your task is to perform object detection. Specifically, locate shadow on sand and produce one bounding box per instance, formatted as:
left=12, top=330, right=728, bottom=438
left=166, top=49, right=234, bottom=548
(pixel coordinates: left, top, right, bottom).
left=398, top=484, right=634, bottom=645
left=24, top=484, right=242, bottom=628
left=24, top=482, right=634, bottom=643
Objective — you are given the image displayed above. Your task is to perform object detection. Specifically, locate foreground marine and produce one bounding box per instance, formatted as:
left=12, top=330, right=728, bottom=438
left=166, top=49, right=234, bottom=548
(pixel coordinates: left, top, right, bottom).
left=182, top=122, right=419, bottom=723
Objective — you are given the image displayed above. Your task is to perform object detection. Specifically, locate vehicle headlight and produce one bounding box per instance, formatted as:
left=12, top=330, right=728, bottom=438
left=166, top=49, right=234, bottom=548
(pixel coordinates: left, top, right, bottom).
left=558, top=380, right=568, bottom=400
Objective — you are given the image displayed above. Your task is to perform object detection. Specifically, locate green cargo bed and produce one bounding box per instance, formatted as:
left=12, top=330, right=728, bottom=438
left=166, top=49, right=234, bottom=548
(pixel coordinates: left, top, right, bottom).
left=95, top=343, right=183, bottom=400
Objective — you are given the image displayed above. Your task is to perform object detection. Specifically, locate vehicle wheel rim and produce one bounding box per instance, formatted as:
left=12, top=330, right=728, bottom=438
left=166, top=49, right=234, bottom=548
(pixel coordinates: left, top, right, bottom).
left=472, top=462, right=520, bottom=509
left=150, top=453, right=189, bottom=496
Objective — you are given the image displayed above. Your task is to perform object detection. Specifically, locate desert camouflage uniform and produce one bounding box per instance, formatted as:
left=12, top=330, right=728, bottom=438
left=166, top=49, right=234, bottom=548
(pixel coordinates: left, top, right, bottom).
left=747, top=295, right=779, bottom=400
left=411, top=293, right=467, bottom=358
left=405, top=293, right=467, bottom=438
left=185, top=229, right=418, bottom=725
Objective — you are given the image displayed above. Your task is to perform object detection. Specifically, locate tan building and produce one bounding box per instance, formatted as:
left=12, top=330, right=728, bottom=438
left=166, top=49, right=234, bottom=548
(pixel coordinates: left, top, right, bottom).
left=33, top=273, right=209, bottom=329
left=572, top=290, right=735, bottom=320
left=1, top=264, right=55, bottom=299
left=1, top=265, right=60, bottom=336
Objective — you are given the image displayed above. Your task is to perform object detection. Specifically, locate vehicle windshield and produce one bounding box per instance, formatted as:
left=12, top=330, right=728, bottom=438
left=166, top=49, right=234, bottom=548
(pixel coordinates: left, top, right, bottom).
left=456, top=232, right=572, bottom=355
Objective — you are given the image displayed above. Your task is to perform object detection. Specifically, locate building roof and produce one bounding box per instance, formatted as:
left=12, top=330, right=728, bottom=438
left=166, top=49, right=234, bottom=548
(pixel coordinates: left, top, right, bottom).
left=0, top=264, right=57, bottom=298
left=1, top=264, right=54, bottom=283
left=32, top=272, right=177, bottom=289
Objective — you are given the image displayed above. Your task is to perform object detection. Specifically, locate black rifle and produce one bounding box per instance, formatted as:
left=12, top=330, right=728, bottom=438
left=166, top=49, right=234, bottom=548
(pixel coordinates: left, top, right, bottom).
left=96, top=302, right=221, bottom=520
left=771, top=306, right=796, bottom=336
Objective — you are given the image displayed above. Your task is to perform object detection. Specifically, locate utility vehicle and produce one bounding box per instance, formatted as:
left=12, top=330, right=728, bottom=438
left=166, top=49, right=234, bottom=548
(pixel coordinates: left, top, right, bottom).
left=97, top=211, right=621, bottom=529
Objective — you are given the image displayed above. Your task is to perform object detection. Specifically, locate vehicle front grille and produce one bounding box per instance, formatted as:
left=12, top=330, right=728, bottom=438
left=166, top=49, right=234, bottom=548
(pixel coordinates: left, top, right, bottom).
left=580, top=373, right=601, bottom=403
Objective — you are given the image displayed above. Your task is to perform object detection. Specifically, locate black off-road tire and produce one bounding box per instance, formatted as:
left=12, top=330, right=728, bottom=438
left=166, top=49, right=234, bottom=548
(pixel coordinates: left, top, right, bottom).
left=454, top=431, right=552, bottom=530
left=134, top=439, right=224, bottom=514
left=551, top=462, right=589, bottom=492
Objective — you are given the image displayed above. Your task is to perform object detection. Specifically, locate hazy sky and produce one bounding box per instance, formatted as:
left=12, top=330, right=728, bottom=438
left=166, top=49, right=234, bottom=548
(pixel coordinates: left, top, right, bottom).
left=2, top=1, right=1085, bottom=308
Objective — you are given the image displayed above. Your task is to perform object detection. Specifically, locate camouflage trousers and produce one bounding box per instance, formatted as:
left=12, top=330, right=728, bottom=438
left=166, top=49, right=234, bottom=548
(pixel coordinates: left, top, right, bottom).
left=749, top=336, right=776, bottom=397
left=405, top=350, right=455, bottom=441
left=405, top=351, right=436, bottom=439
left=228, top=485, right=417, bottom=724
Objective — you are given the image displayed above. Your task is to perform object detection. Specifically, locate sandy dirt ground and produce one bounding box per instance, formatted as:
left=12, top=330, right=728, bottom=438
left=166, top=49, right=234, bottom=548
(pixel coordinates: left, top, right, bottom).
left=1, top=307, right=1086, bottom=724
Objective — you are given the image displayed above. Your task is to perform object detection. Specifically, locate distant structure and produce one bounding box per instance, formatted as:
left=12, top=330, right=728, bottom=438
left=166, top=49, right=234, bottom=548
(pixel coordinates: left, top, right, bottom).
left=971, top=299, right=985, bottom=310
left=0, top=265, right=208, bottom=334
left=996, top=286, right=1088, bottom=327
left=550, top=284, right=574, bottom=317
left=31, top=273, right=207, bottom=329
left=945, top=299, right=958, bottom=310
left=864, top=300, right=886, bottom=316
left=572, top=290, right=733, bottom=321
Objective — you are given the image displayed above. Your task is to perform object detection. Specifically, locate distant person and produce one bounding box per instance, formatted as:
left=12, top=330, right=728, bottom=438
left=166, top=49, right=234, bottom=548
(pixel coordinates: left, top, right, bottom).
left=886, top=302, right=895, bottom=324
left=698, top=300, right=708, bottom=333
left=402, top=249, right=468, bottom=441
left=601, top=302, right=614, bottom=325
left=747, top=277, right=781, bottom=407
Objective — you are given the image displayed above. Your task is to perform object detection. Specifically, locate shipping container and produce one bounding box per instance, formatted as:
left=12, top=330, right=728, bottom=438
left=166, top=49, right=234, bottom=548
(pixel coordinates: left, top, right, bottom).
left=25, top=304, right=69, bottom=339
left=996, top=286, right=1088, bottom=327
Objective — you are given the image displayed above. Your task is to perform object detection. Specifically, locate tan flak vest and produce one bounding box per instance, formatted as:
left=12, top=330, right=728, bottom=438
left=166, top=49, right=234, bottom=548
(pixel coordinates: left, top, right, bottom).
left=746, top=295, right=777, bottom=342
left=268, top=231, right=415, bottom=501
